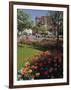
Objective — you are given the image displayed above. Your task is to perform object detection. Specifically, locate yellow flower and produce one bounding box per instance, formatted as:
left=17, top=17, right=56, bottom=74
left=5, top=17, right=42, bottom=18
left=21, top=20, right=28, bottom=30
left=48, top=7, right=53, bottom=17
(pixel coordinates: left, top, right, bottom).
left=25, top=62, right=30, bottom=67
left=28, top=69, right=32, bottom=73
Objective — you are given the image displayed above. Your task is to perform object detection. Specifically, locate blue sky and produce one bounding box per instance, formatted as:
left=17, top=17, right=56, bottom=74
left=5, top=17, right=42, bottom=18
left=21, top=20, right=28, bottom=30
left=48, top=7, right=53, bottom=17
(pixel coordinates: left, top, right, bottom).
left=23, top=9, right=49, bottom=22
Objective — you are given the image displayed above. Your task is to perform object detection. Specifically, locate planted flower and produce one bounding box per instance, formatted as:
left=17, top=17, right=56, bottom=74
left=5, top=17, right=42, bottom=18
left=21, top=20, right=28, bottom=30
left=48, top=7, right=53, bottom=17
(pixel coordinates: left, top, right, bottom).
left=18, top=50, right=63, bottom=80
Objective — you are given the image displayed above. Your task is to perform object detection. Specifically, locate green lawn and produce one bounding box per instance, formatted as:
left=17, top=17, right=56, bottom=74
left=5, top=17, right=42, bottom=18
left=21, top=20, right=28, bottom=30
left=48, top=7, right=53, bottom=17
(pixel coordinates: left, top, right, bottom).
left=17, top=44, right=41, bottom=70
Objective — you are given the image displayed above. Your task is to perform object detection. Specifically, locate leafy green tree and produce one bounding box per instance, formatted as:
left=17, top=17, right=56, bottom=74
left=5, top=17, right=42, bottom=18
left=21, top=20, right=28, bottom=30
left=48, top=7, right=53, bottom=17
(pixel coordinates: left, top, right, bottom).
left=32, top=26, right=39, bottom=33
left=39, top=26, right=48, bottom=34
left=48, top=11, right=63, bottom=48
left=32, top=25, right=48, bottom=34
left=17, top=9, right=33, bottom=34
left=48, top=11, right=63, bottom=35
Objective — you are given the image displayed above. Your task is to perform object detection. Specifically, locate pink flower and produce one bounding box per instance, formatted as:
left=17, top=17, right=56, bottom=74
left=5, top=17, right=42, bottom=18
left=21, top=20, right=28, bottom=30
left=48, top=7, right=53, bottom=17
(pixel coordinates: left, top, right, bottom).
left=44, top=71, right=48, bottom=75
left=21, top=68, right=27, bottom=75
left=31, top=65, right=35, bottom=69
left=31, top=65, right=38, bottom=69
left=45, top=51, right=51, bottom=56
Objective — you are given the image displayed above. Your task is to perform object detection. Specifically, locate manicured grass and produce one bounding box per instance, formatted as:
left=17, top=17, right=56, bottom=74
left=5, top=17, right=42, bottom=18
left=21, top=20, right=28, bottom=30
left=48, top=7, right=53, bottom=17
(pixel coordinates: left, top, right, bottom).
left=17, top=44, right=41, bottom=70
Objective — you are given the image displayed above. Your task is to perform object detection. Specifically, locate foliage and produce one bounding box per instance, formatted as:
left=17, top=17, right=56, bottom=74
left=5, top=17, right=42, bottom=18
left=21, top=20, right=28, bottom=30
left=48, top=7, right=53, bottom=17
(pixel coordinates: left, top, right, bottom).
left=48, top=11, right=63, bottom=35
left=17, top=50, right=63, bottom=80
left=17, top=9, right=33, bottom=33
left=32, top=25, right=48, bottom=34
left=32, top=26, right=40, bottom=33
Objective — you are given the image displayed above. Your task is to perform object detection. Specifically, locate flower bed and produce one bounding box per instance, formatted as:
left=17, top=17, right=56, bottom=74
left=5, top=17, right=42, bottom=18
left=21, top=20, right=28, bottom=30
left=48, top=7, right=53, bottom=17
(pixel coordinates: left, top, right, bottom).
left=17, top=50, right=63, bottom=80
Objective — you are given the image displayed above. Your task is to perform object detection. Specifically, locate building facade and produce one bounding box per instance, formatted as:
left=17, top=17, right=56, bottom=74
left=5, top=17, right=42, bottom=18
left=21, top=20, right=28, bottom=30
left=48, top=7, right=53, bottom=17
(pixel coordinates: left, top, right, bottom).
left=35, top=16, right=53, bottom=30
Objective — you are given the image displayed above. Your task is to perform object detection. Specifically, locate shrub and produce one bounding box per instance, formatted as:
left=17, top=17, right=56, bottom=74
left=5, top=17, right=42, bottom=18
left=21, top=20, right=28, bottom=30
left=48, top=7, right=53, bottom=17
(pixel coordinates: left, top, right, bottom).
left=17, top=50, right=63, bottom=80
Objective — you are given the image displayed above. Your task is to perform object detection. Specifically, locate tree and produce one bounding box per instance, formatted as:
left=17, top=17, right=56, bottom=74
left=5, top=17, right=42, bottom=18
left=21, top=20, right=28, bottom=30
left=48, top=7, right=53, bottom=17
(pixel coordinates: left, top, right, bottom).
left=32, top=26, right=39, bottom=33
left=17, top=9, right=33, bottom=34
left=48, top=11, right=63, bottom=35
left=48, top=11, right=63, bottom=49
left=32, top=25, right=48, bottom=34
